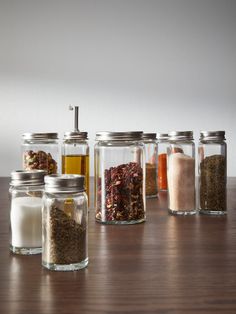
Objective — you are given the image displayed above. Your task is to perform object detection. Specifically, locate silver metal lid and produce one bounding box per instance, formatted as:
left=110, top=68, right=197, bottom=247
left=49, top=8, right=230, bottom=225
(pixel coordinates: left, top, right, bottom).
left=63, top=131, right=88, bottom=140
left=168, top=131, right=194, bottom=141
left=143, top=133, right=157, bottom=140
left=45, top=174, right=85, bottom=193
left=10, top=170, right=46, bottom=186
left=200, top=130, right=226, bottom=141
left=156, top=133, right=169, bottom=140
left=22, top=133, right=58, bottom=140
left=95, top=131, right=143, bottom=141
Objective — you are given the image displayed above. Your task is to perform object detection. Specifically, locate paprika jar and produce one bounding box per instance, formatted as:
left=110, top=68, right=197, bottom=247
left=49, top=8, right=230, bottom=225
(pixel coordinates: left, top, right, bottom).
left=9, top=170, right=46, bottom=255
left=143, top=133, right=158, bottom=198
left=95, top=131, right=146, bottom=224
left=157, top=133, right=169, bottom=191
left=167, top=131, right=196, bottom=215
left=42, top=174, right=88, bottom=271
left=62, top=131, right=90, bottom=204
left=198, top=131, right=227, bottom=215
left=22, top=133, right=59, bottom=175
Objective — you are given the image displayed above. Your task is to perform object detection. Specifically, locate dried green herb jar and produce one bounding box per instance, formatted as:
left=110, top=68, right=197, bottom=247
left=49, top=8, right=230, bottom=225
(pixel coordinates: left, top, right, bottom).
left=198, top=131, right=227, bottom=215
left=42, top=174, right=88, bottom=271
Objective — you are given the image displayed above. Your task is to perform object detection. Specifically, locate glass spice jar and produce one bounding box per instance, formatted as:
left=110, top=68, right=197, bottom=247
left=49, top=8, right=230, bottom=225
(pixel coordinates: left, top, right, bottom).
left=9, top=170, right=46, bottom=255
left=94, top=131, right=146, bottom=224
left=42, top=174, right=88, bottom=271
left=22, top=133, right=59, bottom=175
left=62, top=132, right=90, bottom=204
left=167, top=131, right=196, bottom=215
left=157, top=133, right=169, bottom=191
left=198, top=131, right=227, bottom=215
left=143, top=133, right=158, bottom=198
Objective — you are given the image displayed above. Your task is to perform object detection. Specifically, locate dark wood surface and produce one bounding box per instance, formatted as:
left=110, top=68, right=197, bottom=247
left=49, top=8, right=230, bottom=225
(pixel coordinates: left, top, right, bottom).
left=0, top=177, right=236, bottom=314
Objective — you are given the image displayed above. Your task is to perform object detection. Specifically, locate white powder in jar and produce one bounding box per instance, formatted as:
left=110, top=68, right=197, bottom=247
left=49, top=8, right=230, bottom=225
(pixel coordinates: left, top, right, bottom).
left=10, top=196, right=42, bottom=248
left=168, top=152, right=195, bottom=211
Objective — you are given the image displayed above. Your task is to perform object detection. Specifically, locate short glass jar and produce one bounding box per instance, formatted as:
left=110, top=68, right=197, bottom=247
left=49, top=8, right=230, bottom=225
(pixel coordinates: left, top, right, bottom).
left=62, top=132, right=90, bottom=204
left=157, top=133, right=169, bottom=191
left=22, top=133, right=59, bottom=175
left=198, top=131, right=227, bottom=215
left=9, top=170, right=45, bottom=255
left=143, top=133, right=158, bottom=198
left=42, top=174, right=88, bottom=271
left=94, top=131, right=146, bottom=224
left=167, top=131, right=196, bottom=215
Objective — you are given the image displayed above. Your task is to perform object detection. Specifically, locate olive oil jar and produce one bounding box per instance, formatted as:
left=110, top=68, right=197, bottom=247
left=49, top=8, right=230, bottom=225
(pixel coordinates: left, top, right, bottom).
left=62, top=132, right=90, bottom=204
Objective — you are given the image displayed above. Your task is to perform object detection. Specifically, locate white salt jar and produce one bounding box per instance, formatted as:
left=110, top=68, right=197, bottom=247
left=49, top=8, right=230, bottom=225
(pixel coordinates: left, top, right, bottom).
left=167, top=131, right=196, bottom=215
left=9, top=170, right=46, bottom=255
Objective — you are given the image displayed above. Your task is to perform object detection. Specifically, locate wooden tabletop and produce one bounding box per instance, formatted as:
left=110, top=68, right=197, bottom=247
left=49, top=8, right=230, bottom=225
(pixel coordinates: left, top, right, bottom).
left=0, top=177, right=236, bottom=314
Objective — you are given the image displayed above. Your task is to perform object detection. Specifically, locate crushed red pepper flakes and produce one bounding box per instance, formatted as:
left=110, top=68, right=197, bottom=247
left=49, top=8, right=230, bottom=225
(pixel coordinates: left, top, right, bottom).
left=96, top=162, right=145, bottom=222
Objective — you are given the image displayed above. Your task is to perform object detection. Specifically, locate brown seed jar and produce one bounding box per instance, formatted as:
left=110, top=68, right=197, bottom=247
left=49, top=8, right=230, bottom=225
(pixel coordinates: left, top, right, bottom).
left=143, top=133, right=158, bottom=198
left=95, top=132, right=146, bottom=224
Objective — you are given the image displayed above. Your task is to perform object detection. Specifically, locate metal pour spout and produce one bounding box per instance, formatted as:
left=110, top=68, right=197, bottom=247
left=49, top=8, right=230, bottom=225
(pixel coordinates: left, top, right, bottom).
left=69, top=105, right=79, bottom=132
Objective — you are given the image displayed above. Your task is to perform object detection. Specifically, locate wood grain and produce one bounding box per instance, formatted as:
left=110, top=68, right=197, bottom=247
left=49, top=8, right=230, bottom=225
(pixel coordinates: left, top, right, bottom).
left=0, top=177, right=236, bottom=313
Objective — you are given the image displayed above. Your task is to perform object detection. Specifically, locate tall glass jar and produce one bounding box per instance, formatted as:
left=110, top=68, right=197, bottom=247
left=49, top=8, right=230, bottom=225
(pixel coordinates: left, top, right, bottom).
left=42, top=174, right=88, bottom=271
left=9, top=170, right=45, bottom=255
left=157, top=133, right=169, bottom=191
left=198, top=131, right=227, bottom=215
left=95, top=131, right=146, bottom=224
left=143, top=133, right=158, bottom=198
left=62, top=132, right=90, bottom=204
left=22, top=133, right=59, bottom=175
left=167, top=131, right=196, bottom=215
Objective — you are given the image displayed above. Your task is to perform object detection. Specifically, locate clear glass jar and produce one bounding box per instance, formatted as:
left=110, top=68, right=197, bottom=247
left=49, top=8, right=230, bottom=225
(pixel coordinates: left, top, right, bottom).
left=95, top=131, right=146, bottom=224
left=9, top=170, right=45, bottom=255
left=167, top=131, right=196, bottom=215
left=157, top=133, right=169, bottom=191
left=198, top=131, right=227, bottom=215
left=42, top=174, right=88, bottom=271
left=22, top=133, right=59, bottom=175
left=62, top=132, right=90, bottom=204
left=143, top=133, right=158, bottom=198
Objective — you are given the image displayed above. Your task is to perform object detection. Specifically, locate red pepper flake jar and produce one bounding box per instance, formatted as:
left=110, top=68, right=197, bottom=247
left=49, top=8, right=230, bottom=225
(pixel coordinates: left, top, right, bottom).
left=95, top=131, right=146, bottom=224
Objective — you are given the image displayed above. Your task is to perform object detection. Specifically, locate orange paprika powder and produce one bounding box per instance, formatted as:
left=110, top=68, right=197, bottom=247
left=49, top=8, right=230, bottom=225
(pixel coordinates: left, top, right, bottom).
left=158, top=153, right=167, bottom=190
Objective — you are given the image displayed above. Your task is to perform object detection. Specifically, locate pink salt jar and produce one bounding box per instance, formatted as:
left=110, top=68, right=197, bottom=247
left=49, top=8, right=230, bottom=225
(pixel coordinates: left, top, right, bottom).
left=167, top=131, right=196, bottom=215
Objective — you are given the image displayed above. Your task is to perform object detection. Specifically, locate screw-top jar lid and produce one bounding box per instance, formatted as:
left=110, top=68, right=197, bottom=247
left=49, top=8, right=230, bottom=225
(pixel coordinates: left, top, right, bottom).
left=63, top=131, right=88, bottom=140
left=143, top=133, right=157, bottom=140
left=95, top=131, right=143, bottom=141
left=22, top=133, right=58, bottom=140
left=200, top=130, right=226, bottom=140
left=45, top=174, right=85, bottom=193
left=157, top=133, right=169, bottom=140
left=168, top=131, right=194, bottom=141
left=10, top=170, right=46, bottom=186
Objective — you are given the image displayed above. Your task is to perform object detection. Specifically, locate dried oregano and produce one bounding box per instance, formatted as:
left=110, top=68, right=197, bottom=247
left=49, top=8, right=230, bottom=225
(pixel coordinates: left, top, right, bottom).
left=200, top=155, right=226, bottom=211
left=43, top=206, right=86, bottom=265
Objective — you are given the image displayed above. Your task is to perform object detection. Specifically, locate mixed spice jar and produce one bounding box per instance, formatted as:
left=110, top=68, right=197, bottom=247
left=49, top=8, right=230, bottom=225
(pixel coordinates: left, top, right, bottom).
left=198, top=131, right=227, bottom=215
left=157, top=133, right=169, bottom=191
left=9, top=170, right=45, bottom=255
left=94, top=131, right=146, bottom=224
left=167, top=131, right=196, bottom=215
left=42, top=174, right=88, bottom=271
left=22, top=133, right=59, bottom=175
left=62, top=131, right=90, bottom=203
left=143, top=133, right=158, bottom=198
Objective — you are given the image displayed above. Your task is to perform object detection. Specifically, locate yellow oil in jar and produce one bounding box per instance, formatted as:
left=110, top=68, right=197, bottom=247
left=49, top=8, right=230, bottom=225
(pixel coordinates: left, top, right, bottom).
left=62, top=155, right=90, bottom=203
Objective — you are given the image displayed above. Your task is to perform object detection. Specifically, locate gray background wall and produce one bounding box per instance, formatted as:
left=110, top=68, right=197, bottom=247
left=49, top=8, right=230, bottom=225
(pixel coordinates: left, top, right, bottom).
left=0, top=0, right=235, bottom=176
